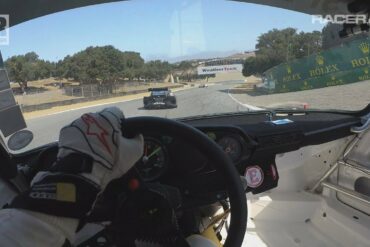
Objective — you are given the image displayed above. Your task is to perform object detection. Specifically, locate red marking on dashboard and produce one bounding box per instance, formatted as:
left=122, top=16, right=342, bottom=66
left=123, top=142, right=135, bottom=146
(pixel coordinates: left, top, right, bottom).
left=271, top=164, right=277, bottom=180
left=128, top=178, right=140, bottom=191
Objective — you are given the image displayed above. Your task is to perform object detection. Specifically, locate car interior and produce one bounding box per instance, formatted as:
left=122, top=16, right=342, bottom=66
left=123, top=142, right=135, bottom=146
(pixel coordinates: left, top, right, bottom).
left=0, top=1, right=370, bottom=247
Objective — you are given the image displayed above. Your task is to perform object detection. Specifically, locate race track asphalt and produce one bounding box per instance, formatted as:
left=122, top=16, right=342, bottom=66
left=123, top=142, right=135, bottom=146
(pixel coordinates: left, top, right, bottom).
left=22, top=81, right=247, bottom=151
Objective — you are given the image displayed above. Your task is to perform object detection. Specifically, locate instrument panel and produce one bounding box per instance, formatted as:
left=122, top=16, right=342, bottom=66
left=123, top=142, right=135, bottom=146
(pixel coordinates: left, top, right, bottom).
left=136, top=126, right=255, bottom=181
left=29, top=126, right=255, bottom=183
left=135, top=137, right=169, bottom=181
left=210, top=133, right=243, bottom=162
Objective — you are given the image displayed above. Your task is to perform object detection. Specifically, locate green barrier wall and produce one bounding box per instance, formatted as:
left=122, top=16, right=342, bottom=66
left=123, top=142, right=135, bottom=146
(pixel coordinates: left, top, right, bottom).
left=263, top=36, right=370, bottom=93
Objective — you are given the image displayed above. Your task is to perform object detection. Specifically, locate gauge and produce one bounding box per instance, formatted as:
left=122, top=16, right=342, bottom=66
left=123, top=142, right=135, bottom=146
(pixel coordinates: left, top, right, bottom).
left=217, top=136, right=242, bottom=162
left=206, top=132, right=217, bottom=141
left=136, top=137, right=168, bottom=181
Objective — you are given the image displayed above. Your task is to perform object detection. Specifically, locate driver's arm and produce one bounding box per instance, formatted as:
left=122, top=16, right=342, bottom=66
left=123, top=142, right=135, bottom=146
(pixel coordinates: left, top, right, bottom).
left=0, top=107, right=144, bottom=246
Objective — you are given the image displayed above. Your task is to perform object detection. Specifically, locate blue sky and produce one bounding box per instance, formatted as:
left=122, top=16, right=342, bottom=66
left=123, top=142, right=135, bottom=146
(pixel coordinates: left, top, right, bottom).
left=0, top=0, right=325, bottom=62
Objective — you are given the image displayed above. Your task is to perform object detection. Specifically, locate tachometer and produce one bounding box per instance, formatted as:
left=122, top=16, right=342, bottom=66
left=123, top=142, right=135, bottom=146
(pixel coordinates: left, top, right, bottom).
left=136, top=137, right=168, bottom=181
left=217, top=136, right=242, bottom=162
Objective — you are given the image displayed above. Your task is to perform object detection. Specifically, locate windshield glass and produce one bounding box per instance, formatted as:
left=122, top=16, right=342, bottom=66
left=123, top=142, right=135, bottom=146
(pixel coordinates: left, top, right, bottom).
left=152, top=91, right=168, bottom=96
left=1, top=0, right=369, bottom=151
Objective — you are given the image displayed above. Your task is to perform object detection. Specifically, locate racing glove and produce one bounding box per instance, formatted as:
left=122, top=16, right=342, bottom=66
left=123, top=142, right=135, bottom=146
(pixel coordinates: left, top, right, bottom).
left=4, top=107, right=143, bottom=245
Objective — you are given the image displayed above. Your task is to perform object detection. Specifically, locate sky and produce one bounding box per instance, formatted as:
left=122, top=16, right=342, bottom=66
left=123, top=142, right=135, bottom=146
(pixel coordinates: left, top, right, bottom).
left=0, top=0, right=325, bottom=62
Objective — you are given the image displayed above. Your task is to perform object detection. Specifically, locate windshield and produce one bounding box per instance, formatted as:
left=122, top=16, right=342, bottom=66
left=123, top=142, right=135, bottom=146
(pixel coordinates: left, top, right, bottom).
left=152, top=91, right=168, bottom=96
left=1, top=0, right=369, bottom=151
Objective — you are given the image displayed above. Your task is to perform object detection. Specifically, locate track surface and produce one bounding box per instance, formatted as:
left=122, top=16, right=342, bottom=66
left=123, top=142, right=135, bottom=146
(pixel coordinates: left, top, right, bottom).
left=24, top=81, right=246, bottom=151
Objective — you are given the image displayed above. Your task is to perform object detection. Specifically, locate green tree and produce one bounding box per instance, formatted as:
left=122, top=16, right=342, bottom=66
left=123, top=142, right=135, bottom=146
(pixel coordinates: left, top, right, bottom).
left=6, top=46, right=176, bottom=89
left=5, top=52, right=58, bottom=92
left=242, top=57, right=256, bottom=77
left=322, top=23, right=345, bottom=50
left=293, top=31, right=322, bottom=58
left=321, top=23, right=368, bottom=50
left=121, top=51, right=144, bottom=80
left=143, top=60, right=172, bottom=80
left=58, top=46, right=146, bottom=83
left=255, top=28, right=298, bottom=63
left=243, top=28, right=323, bottom=76
left=175, top=61, right=195, bottom=82
left=5, top=53, right=38, bottom=92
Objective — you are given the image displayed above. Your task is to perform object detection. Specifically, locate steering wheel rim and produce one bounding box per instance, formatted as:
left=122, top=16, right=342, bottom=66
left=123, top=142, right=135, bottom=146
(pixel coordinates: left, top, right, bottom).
left=124, top=116, right=247, bottom=247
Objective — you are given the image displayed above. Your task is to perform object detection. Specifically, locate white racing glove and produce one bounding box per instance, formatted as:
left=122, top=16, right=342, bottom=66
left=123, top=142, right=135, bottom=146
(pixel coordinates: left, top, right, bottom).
left=45, top=106, right=143, bottom=190
left=4, top=107, right=143, bottom=246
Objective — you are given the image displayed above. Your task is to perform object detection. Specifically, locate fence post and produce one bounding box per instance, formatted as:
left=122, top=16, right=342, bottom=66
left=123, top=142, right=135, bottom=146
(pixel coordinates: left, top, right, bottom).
left=81, top=86, right=84, bottom=97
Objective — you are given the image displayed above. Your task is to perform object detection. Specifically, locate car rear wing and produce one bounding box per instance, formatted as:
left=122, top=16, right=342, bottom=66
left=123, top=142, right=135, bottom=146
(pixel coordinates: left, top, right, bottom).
left=148, top=87, right=169, bottom=92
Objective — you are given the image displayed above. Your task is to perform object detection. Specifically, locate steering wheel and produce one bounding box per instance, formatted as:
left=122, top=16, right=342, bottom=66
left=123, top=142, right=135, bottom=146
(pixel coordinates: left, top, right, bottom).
left=123, top=116, right=247, bottom=247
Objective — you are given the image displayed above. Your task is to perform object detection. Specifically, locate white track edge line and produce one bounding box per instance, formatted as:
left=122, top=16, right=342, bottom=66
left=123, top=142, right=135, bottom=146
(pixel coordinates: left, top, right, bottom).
left=227, top=89, right=264, bottom=111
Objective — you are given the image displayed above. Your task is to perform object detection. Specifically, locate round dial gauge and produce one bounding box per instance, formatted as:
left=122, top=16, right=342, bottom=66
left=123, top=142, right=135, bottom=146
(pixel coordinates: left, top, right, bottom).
left=136, top=138, right=168, bottom=181
left=217, top=136, right=242, bottom=162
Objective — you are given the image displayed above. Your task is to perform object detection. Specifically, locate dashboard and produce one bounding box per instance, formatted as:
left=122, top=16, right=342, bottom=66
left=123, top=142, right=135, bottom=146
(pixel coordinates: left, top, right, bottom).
left=22, top=125, right=257, bottom=207
left=10, top=110, right=363, bottom=205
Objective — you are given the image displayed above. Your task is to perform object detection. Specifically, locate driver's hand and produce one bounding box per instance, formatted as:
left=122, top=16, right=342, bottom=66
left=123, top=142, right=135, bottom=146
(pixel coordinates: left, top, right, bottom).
left=3, top=107, right=143, bottom=246
left=50, top=106, right=143, bottom=190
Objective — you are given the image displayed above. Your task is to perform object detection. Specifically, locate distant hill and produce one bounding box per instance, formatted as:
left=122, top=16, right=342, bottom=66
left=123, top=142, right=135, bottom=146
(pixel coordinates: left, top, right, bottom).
left=169, top=50, right=256, bottom=65
left=226, top=51, right=256, bottom=60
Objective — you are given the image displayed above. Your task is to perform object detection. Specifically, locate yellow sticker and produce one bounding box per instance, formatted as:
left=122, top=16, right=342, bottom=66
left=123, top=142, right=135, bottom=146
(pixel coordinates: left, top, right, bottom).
left=56, top=183, right=76, bottom=202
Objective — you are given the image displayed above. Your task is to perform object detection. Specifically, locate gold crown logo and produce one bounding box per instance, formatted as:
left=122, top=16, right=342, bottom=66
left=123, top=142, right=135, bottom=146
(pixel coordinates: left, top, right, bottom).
left=316, top=55, right=324, bottom=66
left=286, top=65, right=292, bottom=74
left=359, top=42, right=370, bottom=54
left=331, top=76, right=336, bottom=81
left=364, top=68, right=369, bottom=74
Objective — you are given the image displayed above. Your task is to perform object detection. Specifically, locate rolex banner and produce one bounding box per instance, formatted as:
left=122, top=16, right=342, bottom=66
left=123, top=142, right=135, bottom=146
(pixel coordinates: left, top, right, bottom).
left=263, top=36, right=370, bottom=93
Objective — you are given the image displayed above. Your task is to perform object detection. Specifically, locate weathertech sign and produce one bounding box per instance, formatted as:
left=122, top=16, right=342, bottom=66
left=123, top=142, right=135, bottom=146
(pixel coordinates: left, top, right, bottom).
left=197, top=64, right=243, bottom=75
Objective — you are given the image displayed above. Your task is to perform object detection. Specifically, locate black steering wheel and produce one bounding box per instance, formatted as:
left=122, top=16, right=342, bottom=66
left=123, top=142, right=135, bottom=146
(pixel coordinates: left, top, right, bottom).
left=123, top=116, right=247, bottom=247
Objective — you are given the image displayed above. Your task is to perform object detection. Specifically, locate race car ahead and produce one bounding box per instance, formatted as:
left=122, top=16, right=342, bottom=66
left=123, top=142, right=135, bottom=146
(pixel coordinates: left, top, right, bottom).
left=143, top=87, right=177, bottom=109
